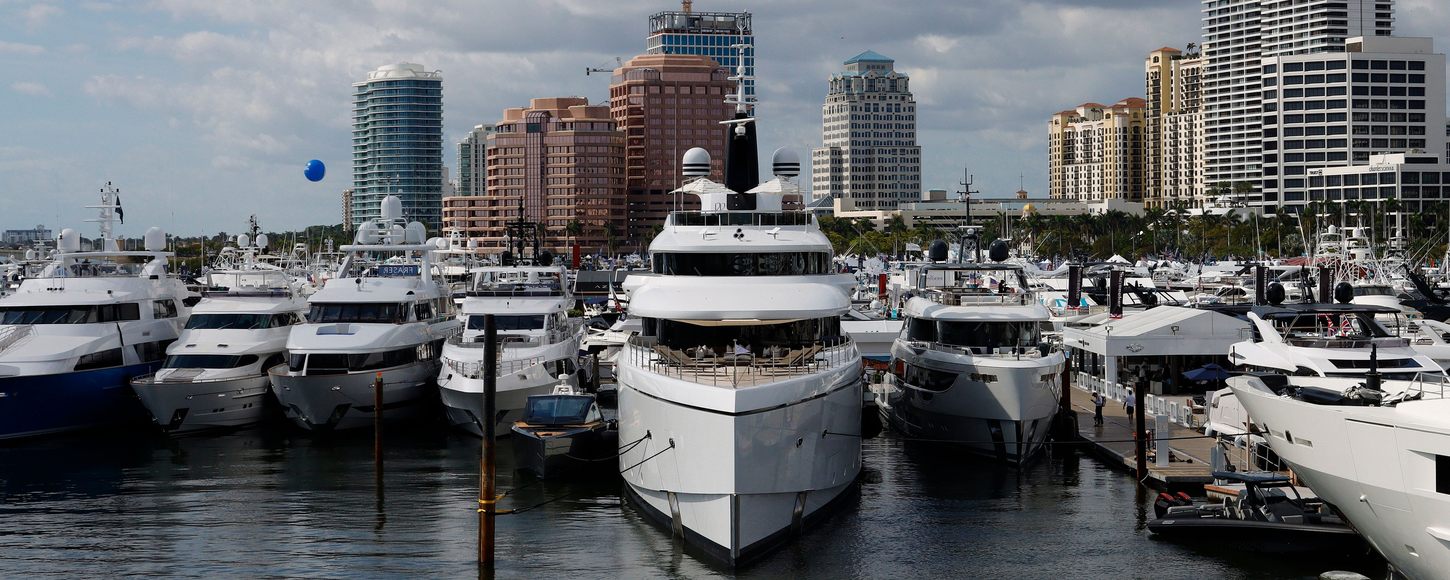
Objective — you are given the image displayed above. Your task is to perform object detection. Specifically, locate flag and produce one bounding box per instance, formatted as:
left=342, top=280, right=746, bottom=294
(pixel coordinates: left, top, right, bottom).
left=115, top=194, right=124, bottom=224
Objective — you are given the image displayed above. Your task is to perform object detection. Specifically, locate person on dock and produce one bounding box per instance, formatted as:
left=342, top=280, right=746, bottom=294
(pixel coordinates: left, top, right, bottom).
left=1124, top=387, right=1136, bottom=421
left=1092, top=390, right=1105, bottom=427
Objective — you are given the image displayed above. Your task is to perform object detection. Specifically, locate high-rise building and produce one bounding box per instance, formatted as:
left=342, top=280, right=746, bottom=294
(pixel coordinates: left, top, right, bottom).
left=1262, top=36, right=1446, bottom=209
left=1145, top=47, right=1205, bottom=209
left=1201, top=0, right=1393, bottom=209
left=341, top=188, right=353, bottom=230
left=441, top=98, right=626, bottom=254
left=456, top=124, right=493, bottom=198
left=811, top=50, right=921, bottom=212
left=647, top=2, right=753, bottom=101
left=609, top=53, right=736, bottom=245
left=351, top=63, right=444, bottom=230
left=1047, top=99, right=1147, bottom=202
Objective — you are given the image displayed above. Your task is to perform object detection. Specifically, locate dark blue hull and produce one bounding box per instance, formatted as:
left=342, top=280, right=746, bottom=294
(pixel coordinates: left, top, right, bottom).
left=0, top=364, right=158, bottom=441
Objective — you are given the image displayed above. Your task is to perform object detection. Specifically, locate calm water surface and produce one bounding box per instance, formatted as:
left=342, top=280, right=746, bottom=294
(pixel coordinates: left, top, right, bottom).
left=0, top=416, right=1384, bottom=578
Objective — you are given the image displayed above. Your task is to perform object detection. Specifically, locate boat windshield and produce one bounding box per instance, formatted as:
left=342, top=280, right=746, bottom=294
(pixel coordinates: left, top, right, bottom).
left=185, top=313, right=293, bottom=330
left=935, top=320, right=1041, bottom=350
left=652, top=252, right=832, bottom=276
left=308, top=302, right=404, bottom=324
left=165, top=354, right=259, bottom=369
left=0, top=303, right=142, bottom=324
left=467, top=314, right=546, bottom=331
left=523, top=395, right=595, bottom=425
left=1271, top=312, right=1391, bottom=339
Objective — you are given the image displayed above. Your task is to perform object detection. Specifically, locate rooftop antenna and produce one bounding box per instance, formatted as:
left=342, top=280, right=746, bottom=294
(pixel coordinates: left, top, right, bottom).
left=957, top=169, right=980, bottom=263
left=85, top=181, right=122, bottom=252
left=720, top=34, right=758, bottom=195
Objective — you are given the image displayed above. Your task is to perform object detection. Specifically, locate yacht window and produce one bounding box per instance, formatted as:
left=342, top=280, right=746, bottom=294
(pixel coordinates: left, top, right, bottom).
left=1274, top=312, right=1389, bottom=338
left=468, top=315, right=545, bottom=331
left=152, top=299, right=179, bottom=319
left=185, top=313, right=277, bottom=330
left=287, top=353, right=306, bottom=372
left=651, top=317, right=844, bottom=355
left=299, top=348, right=417, bottom=374
left=414, top=302, right=434, bottom=321
left=936, top=321, right=1040, bottom=350
left=901, top=362, right=957, bottom=392
left=308, top=303, right=405, bottom=324
left=74, top=347, right=124, bottom=371
left=102, top=303, right=142, bottom=322
left=905, top=316, right=936, bottom=342
left=1438, top=455, right=1450, bottom=495
left=165, top=354, right=260, bottom=369
left=1, top=306, right=99, bottom=324
left=135, top=340, right=175, bottom=363
left=653, top=252, right=831, bottom=276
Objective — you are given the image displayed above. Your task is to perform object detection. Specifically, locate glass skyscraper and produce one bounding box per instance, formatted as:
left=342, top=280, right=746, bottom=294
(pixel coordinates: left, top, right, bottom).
left=351, top=63, right=444, bottom=230
left=646, top=5, right=754, bottom=101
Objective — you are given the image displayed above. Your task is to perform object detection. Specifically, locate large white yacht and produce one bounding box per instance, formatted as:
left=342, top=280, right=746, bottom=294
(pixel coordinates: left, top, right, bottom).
left=1229, top=374, right=1450, bottom=580
left=876, top=254, right=1066, bottom=463
left=615, top=140, right=862, bottom=565
left=132, top=233, right=307, bottom=433
left=437, top=263, right=584, bottom=437
left=0, top=185, right=192, bottom=440
left=268, top=196, right=459, bottom=431
left=1230, top=298, right=1442, bottom=381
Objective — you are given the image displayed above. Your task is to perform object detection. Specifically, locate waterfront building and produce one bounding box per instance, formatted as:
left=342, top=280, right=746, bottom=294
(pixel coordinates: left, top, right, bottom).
left=2, top=225, right=52, bottom=246
left=1047, top=99, right=1147, bottom=202
left=441, top=98, right=625, bottom=254
left=1262, top=36, right=1446, bottom=210
left=1145, top=47, right=1205, bottom=209
left=646, top=2, right=753, bottom=101
left=341, top=189, right=353, bottom=230
left=1201, top=0, right=1394, bottom=209
left=351, top=63, right=444, bottom=230
left=811, top=50, right=921, bottom=212
left=1306, top=151, right=1448, bottom=219
left=457, top=125, right=493, bottom=198
left=609, top=53, right=736, bottom=246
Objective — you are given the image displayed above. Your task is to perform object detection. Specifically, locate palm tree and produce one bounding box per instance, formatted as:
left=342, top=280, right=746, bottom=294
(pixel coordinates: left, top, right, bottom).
left=565, top=219, right=583, bottom=252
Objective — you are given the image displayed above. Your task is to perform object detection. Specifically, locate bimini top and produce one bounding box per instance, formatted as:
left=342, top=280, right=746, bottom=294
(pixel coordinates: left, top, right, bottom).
left=629, top=276, right=848, bottom=320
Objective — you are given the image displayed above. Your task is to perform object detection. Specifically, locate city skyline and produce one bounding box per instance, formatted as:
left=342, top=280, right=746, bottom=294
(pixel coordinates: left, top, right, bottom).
left=3, top=0, right=1450, bottom=234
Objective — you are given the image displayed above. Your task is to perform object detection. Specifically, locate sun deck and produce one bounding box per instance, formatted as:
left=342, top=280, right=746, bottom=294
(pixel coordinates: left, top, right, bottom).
left=625, top=335, right=858, bottom=388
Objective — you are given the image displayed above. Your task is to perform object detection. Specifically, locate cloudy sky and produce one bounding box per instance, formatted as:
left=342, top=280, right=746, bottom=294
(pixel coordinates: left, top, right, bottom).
left=3, top=0, right=1449, bottom=235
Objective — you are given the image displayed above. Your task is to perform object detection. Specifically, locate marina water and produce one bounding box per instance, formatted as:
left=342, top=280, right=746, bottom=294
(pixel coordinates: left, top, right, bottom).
left=0, top=419, right=1384, bottom=578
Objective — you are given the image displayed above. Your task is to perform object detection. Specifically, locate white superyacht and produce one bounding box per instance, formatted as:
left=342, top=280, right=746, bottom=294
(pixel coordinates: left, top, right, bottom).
left=268, top=196, right=459, bottom=431
left=437, top=263, right=585, bottom=437
left=132, top=233, right=307, bottom=433
left=876, top=242, right=1066, bottom=464
left=0, top=185, right=192, bottom=439
left=616, top=143, right=862, bottom=565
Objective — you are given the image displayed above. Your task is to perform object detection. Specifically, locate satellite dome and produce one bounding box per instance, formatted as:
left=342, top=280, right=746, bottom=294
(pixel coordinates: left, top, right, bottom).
left=771, top=148, right=800, bottom=178
left=237, top=233, right=251, bottom=248
left=682, top=148, right=711, bottom=178
left=381, top=195, right=403, bottom=222
left=58, top=228, right=80, bottom=253
left=144, top=227, right=166, bottom=252
left=254, top=233, right=269, bottom=250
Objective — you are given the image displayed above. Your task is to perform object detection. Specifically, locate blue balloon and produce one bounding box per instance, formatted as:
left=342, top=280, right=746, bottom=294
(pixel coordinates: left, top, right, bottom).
left=304, top=159, right=326, bottom=182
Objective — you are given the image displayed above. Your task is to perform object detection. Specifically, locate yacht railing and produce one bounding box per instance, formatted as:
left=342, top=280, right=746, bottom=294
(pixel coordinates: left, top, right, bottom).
left=907, top=340, right=1053, bottom=360
left=924, top=288, right=1032, bottom=307
left=443, top=354, right=548, bottom=380
left=1281, top=335, right=1409, bottom=349
left=131, top=371, right=265, bottom=386
left=669, top=211, right=813, bottom=227
left=625, top=335, right=858, bottom=388
left=1399, top=372, right=1449, bottom=402
left=0, top=325, right=33, bottom=353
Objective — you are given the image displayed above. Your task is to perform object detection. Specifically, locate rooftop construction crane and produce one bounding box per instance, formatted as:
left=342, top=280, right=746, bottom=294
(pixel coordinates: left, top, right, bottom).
left=585, top=57, right=623, bottom=76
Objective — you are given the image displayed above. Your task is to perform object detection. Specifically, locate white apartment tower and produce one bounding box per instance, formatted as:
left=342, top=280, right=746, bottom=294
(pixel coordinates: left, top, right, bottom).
left=1145, top=47, right=1205, bottom=209
left=1201, top=0, right=1393, bottom=208
left=811, top=50, right=921, bottom=212
left=1262, top=36, right=1445, bottom=208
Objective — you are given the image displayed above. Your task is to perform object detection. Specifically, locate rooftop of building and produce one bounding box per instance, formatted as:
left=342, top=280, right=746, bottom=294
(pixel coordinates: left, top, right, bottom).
left=359, top=63, right=441, bottom=84
left=498, top=97, right=612, bottom=123
left=844, top=50, right=893, bottom=65
left=612, top=53, right=731, bottom=78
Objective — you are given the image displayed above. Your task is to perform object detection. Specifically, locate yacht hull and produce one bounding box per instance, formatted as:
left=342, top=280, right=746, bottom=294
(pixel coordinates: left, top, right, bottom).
left=616, top=366, right=862, bottom=566
left=880, top=349, right=1064, bottom=464
left=438, top=366, right=580, bottom=437
left=133, top=374, right=272, bottom=433
left=0, top=363, right=157, bottom=441
left=269, top=360, right=438, bottom=432
left=1232, top=383, right=1450, bottom=579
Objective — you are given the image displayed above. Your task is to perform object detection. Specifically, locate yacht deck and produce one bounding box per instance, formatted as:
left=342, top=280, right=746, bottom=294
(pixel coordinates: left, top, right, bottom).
left=625, top=335, right=858, bottom=388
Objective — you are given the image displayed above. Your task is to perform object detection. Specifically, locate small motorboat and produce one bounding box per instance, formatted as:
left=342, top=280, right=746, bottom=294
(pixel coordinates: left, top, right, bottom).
left=1148, top=471, right=1371, bottom=555
left=510, top=386, right=617, bottom=479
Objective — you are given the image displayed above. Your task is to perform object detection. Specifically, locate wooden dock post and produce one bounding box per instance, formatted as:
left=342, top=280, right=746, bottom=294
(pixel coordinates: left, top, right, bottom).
left=478, top=314, right=498, bottom=565
left=1134, top=379, right=1148, bottom=481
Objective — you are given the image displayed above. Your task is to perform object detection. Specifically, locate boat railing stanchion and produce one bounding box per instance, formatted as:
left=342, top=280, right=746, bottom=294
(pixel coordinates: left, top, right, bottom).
left=479, top=313, right=498, bottom=567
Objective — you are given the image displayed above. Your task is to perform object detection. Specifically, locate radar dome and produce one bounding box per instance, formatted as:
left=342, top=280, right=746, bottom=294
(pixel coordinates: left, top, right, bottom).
left=988, top=239, right=1009, bottom=262
left=928, top=239, right=949, bottom=262
left=58, top=228, right=80, bottom=253
left=388, top=224, right=405, bottom=244
left=682, top=148, right=711, bottom=178
left=144, top=227, right=166, bottom=252
left=24, top=249, right=36, bottom=260
left=404, top=221, right=426, bottom=245
left=1266, top=282, right=1286, bottom=305
left=254, top=233, right=269, bottom=250
left=427, top=237, right=447, bottom=250
left=237, top=233, right=251, bottom=248
left=381, top=195, right=403, bottom=221
left=771, top=148, right=800, bottom=178
left=1334, top=281, right=1354, bottom=304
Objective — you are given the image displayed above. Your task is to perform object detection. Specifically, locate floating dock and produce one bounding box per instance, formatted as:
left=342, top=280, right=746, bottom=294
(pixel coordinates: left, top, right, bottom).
left=1065, top=384, right=1215, bottom=488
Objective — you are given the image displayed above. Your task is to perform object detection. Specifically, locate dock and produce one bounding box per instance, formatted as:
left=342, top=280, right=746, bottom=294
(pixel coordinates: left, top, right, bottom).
left=1065, top=382, right=1216, bottom=488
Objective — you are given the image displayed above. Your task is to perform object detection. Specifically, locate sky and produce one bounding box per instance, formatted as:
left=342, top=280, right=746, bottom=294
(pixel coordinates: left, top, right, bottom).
left=3, top=0, right=1449, bottom=236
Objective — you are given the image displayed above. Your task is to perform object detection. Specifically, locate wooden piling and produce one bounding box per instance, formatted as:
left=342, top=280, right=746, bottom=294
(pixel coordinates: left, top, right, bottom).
left=479, top=314, right=498, bottom=565
left=1134, top=379, right=1148, bottom=481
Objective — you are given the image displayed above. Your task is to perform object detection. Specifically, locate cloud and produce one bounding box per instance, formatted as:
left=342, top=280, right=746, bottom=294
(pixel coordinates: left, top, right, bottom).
left=11, top=81, right=51, bottom=96
left=23, top=3, right=62, bottom=27
left=0, top=40, right=45, bottom=55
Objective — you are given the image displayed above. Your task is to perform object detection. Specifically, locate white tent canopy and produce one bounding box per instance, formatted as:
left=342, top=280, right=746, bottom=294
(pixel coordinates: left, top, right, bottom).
left=1064, top=306, right=1249, bottom=358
